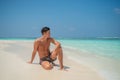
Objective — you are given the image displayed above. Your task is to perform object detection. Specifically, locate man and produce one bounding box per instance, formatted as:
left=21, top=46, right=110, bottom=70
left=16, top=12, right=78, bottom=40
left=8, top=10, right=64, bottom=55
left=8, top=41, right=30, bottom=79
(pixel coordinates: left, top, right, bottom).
left=28, top=27, right=64, bottom=70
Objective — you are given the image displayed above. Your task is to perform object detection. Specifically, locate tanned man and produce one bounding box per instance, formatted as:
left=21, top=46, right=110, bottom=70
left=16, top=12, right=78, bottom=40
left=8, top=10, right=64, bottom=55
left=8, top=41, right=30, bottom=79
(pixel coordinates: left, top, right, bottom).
left=28, top=27, right=64, bottom=70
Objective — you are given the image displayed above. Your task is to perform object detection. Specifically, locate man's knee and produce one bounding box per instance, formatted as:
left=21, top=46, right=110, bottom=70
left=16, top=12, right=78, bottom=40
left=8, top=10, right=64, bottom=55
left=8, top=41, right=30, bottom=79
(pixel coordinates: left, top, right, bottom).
left=41, top=61, right=53, bottom=70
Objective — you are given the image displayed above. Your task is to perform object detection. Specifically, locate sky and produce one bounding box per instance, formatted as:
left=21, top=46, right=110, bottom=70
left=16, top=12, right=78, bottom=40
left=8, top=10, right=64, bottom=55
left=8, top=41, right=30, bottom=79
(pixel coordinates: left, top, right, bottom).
left=0, top=0, right=120, bottom=38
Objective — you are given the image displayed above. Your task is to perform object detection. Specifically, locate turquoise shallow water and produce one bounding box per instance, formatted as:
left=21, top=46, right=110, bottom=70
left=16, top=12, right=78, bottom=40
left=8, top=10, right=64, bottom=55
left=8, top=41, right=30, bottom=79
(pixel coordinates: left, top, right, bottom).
left=57, top=39, right=120, bottom=80
left=58, top=39, right=120, bottom=60
left=1, top=38, right=120, bottom=60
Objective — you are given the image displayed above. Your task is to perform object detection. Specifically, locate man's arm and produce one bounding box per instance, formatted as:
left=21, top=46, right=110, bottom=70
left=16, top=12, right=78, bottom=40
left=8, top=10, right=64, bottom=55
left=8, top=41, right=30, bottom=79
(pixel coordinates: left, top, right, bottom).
left=50, top=38, right=65, bottom=70
left=28, top=40, right=39, bottom=64
left=50, top=38, right=61, bottom=51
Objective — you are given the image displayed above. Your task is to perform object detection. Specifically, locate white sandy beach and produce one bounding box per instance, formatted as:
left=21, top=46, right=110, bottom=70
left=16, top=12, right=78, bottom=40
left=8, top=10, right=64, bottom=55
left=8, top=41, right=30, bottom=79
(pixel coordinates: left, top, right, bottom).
left=0, top=40, right=107, bottom=80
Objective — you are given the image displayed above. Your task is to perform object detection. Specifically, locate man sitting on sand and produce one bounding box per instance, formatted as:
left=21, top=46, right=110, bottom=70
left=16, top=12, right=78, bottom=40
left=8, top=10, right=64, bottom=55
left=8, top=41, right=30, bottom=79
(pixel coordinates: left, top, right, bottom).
left=28, top=27, right=64, bottom=70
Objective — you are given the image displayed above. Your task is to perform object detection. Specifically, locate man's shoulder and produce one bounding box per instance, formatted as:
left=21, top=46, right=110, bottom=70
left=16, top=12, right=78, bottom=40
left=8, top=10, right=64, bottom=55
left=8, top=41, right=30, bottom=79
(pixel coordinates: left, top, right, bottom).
left=34, top=38, right=41, bottom=43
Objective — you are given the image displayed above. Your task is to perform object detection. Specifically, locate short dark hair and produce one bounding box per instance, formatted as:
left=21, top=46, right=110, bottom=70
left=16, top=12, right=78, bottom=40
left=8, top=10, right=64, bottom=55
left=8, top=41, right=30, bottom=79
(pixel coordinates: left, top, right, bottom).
left=41, top=27, right=50, bottom=35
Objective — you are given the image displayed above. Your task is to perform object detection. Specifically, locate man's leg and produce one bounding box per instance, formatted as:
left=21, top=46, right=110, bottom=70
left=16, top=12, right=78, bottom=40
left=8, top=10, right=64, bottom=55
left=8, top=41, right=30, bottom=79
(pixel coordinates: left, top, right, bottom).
left=50, top=46, right=64, bottom=69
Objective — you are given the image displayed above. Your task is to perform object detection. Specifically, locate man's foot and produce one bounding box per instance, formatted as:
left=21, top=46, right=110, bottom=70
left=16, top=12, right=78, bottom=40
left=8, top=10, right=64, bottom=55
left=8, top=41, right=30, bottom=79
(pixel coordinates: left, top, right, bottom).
left=59, top=66, right=64, bottom=70
left=59, top=67, right=68, bottom=71
left=27, top=61, right=32, bottom=64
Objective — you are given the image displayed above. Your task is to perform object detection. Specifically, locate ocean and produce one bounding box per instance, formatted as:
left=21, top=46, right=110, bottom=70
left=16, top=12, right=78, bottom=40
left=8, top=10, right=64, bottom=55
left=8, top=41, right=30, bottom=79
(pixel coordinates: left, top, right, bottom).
left=58, top=38, right=120, bottom=60
left=0, top=38, right=120, bottom=60
left=57, top=38, right=120, bottom=80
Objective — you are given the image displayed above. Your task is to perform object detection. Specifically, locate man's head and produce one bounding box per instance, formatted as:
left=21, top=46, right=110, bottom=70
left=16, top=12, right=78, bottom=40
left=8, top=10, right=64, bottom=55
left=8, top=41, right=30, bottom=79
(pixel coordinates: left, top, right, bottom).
left=41, top=27, right=50, bottom=38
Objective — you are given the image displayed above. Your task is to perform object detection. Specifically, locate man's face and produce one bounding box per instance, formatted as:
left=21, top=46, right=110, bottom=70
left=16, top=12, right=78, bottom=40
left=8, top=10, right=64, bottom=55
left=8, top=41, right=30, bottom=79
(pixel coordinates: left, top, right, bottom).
left=44, top=30, right=50, bottom=38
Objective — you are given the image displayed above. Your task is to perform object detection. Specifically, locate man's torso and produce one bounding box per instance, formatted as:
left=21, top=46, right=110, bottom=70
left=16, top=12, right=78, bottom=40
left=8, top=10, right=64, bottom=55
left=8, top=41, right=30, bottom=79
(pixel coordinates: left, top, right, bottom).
left=36, top=38, right=52, bottom=59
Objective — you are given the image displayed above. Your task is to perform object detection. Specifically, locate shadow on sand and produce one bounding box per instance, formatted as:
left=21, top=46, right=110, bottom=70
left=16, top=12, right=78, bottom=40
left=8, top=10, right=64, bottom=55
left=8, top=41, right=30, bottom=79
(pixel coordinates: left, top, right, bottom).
left=32, top=63, right=70, bottom=70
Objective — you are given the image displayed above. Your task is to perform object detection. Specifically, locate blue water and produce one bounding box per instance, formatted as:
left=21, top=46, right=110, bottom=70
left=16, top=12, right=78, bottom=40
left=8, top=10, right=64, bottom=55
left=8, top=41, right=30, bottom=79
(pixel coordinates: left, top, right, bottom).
left=1, top=38, right=120, bottom=60
left=58, top=39, right=120, bottom=60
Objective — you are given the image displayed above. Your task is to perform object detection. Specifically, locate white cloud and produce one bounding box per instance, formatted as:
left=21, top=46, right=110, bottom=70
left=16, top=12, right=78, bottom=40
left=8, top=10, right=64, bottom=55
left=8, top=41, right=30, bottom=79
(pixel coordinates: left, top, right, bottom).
left=114, top=8, right=120, bottom=14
